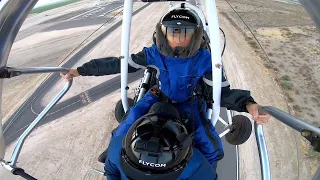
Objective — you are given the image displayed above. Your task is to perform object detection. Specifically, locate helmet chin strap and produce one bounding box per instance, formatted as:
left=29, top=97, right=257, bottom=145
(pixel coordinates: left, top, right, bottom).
left=173, top=46, right=186, bottom=57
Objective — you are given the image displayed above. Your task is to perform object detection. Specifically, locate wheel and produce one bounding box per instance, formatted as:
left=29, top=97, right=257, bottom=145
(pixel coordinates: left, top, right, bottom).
left=225, top=115, right=252, bottom=145
left=115, top=98, right=134, bottom=123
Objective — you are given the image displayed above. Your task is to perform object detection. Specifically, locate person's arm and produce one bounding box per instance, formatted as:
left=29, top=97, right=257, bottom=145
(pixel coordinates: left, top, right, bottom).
left=202, top=70, right=255, bottom=112
left=77, top=50, right=147, bottom=76
left=60, top=50, right=147, bottom=80
left=201, top=70, right=271, bottom=124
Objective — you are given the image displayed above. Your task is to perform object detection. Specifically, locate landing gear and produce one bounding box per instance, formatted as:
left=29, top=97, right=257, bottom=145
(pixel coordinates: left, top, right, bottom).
left=226, top=115, right=252, bottom=145
left=114, top=98, right=134, bottom=123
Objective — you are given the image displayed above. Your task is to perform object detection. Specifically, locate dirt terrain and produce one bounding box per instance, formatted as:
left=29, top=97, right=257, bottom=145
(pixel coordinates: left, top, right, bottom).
left=217, top=0, right=320, bottom=179
left=1, top=0, right=319, bottom=180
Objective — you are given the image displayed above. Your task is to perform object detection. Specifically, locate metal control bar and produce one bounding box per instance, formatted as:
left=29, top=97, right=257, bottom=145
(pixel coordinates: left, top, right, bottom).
left=0, top=67, right=70, bottom=78
left=261, top=106, right=320, bottom=136
left=0, top=67, right=72, bottom=180
left=255, top=123, right=270, bottom=180
left=256, top=106, right=320, bottom=180
left=137, top=69, right=152, bottom=101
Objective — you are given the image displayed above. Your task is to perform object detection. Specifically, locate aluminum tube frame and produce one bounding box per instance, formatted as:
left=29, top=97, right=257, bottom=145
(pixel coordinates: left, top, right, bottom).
left=219, top=128, right=230, bottom=138
left=312, top=165, right=320, bottom=180
left=137, top=71, right=151, bottom=101
left=12, top=67, right=69, bottom=74
left=120, top=0, right=133, bottom=113
left=0, top=158, right=14, bottom=172
left=255, top=123, right=271, bottom=180
left=226, top=109, right=233, bottom=125
left=0, top=102, right=3, bottom=159
left=0, top=0, right=38, bottom=67
left=235, top=145, right=240, bottom=180
left=207, top=108, right=232, bottom=138
left=218, top=116, right=229, bottom=127
left=8, top=79, right=72, bottom=166
left=205, top=0, right=222, bottom=126
left=0, top=0, right=39, bottom=160
left=206, top=108, right=213, bottom=120
left=299, top=0, right=320, bottom=32
left=261, top=106, right=320, bottom=136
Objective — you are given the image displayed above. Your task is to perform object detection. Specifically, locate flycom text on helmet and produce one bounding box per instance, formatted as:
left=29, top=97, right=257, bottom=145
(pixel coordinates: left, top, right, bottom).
left=171, top=15, right=190, bottom=19
left=138, top=160, right=166, bottom=168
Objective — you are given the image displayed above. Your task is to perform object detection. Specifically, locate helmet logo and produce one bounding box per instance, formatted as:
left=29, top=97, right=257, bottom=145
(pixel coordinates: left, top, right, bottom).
left=139, top=160, right=166, bottom=168
left=171, top=15, right=189, bottom=19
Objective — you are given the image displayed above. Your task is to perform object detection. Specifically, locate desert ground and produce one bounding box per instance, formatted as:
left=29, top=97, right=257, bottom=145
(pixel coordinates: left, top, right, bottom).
left=1, top=0, right=319, bottom=179
left=216, top=0, right=320, bottom=179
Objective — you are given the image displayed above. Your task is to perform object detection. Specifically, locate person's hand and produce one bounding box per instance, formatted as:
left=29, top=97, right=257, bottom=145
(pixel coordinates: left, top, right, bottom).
left=246, top=102, right=271, bottom=124
left=60, top=68, right=80, bottom=81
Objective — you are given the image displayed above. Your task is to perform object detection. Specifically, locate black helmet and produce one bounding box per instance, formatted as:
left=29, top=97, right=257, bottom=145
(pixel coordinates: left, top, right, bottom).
left=120, top=102, right=193, bottom=180
left=155, top=7, right=203, bottom=58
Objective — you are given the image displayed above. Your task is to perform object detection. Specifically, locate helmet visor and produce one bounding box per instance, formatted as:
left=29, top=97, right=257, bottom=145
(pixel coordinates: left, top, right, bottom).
left=161, top=25, right=195, bottom=46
